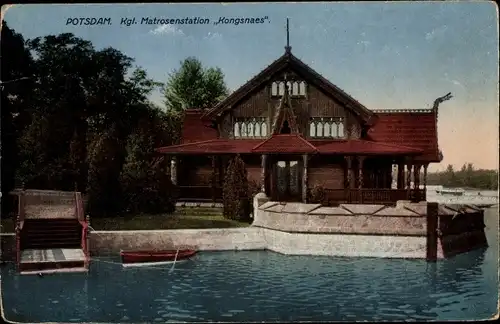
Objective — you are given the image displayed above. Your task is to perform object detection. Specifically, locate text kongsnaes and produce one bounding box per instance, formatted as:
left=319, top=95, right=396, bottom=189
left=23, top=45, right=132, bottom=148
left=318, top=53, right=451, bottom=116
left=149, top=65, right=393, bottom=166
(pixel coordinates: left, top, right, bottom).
left=65, top=16, right=271, bottom=27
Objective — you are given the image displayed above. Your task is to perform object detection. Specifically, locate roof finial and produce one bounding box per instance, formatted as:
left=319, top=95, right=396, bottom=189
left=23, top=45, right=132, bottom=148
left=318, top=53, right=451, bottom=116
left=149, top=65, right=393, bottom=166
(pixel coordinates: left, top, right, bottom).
left=285, top=18, right=292, bottom=54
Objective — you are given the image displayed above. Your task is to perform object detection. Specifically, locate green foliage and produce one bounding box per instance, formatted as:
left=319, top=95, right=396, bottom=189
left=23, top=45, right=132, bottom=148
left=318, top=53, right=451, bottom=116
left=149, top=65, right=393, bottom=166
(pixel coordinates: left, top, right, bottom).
left=426, top=163, right=498, bottom=190
left=1, top=21, right=35, bottom=213
left=2, top=24, right=186, bottom=217
left=119, top=110, right=178, bottom=214
left=309, top=185, right=326, bottom=204
left=223, top=155, right=250, bottom=221
left=162, top=57, right=229, bottom=112
left=247, top=180, right=261, bottom=200
left=86, top=127, right=123, bottom=217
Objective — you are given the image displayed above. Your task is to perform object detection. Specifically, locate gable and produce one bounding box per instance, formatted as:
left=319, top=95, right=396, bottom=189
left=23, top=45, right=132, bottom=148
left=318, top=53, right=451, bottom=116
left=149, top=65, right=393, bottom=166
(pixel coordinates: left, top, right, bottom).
left=202, top=52, right=375, bottom=124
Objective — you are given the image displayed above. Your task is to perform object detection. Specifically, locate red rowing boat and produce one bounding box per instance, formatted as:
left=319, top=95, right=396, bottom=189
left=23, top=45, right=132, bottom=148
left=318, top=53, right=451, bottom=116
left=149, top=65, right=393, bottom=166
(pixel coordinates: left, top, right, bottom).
left=120, top=249, right=197, bottom=267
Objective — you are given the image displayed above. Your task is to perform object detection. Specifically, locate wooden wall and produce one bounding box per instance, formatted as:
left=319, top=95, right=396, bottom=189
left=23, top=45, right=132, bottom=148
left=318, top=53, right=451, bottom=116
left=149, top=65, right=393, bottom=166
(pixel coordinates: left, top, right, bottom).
left=179, top=155, right=262, bottom=187
left=308, top=155, right=345, bottom=189
left=242, top=155, right=262, bottom=185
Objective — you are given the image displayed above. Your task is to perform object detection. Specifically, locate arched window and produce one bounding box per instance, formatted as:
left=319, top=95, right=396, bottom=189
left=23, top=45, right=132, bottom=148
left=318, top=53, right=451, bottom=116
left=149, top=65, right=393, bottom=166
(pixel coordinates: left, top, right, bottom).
left=271, top=82, right=278, bottom=96
left=317, top=121, right=323, bottom=137
left=278, top=82, right=285, bottom=96
left=292, top=82, right=299, bottom=96
left=241, top=122, right=247, bottom=137
left=255, top=122, right=261, bottom=137
left=299, top=82, right=306, bottom=96
left=331, top=122, right=338, bottom=138
left=309, top=122, right=316, bottom=137
left=234, top=122, right=240, bottom=137
left=324, top=122, right=331, bottom=137
left=261, top=122, right=268, bottom=137
left=248, top=122, right=254, bottom=137
left=338, top=121, right=344, bottom=138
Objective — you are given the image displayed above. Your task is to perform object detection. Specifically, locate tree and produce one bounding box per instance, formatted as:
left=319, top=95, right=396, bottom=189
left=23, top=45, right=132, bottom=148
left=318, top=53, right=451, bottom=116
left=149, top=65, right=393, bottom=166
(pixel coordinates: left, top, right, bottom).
left=1, top=21, right=34, bottom=214
left=4, top=27, right=185, bottom=217
left=425, top=163, right=498, bottom=190
left=222, top=155, right=250, bottom=221
left=86, top=127, right=123, bottom=217
left=120, top=108, right=177, bottom=214
left=162, top=57, right=229, bottom=112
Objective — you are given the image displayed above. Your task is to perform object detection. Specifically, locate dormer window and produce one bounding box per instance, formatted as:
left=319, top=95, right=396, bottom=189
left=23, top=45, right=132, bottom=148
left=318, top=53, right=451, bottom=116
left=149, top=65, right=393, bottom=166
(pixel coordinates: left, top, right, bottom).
left=271, top=80, right=307, bottom=98
left=309, top=117, right=345, bottom=139
left=234, top=117, right=268, bottom=138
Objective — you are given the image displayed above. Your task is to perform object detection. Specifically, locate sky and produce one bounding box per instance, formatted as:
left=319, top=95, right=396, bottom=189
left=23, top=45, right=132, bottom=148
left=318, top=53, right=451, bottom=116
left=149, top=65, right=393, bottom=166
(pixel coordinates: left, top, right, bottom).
left=3, top=2, right=499, bottom=172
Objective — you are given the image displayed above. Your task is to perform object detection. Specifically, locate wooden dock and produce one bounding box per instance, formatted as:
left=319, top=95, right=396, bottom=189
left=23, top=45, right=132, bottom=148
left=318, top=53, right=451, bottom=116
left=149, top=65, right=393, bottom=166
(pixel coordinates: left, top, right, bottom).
left=19, top=248, right=87, bottom=275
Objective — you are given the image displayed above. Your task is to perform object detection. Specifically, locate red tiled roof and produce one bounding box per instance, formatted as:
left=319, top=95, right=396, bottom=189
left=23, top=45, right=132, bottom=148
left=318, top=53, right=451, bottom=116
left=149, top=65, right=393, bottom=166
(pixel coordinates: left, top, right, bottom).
left=251, top=134, right=318, bottom=154
left=368, top=111, right=440, bottom=161
left=310, top=139, right=423, bottom=155
left=181, top=109, right=218, bottom=144
left=156, top=139, right=263, bottom=154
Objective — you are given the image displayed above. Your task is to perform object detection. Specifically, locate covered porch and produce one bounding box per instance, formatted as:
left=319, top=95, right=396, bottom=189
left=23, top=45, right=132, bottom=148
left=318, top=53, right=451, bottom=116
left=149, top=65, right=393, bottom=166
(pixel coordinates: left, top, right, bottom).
left=156, top=135, right=430, bottom=206
left=260, top=154, right=428, bottom=206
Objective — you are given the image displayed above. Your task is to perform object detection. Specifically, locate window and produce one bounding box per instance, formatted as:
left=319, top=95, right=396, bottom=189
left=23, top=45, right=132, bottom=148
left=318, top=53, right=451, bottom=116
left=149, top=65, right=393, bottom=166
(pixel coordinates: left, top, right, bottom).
left=271, top=82, right=278, bottom=96
left=255, top=122, right=261, bottom=137
left=233, top=117, right=268, bottom=138
left=261, top=122, right=268, bottom=137
left=299, top=81, right=306, bottom=96
left=278, top=82, right=285, bottom=96
left=309, top=117, right=345, bottom=139
left=234, top=122, right=240, bottom=137
left=292, top=82, right=299, bottom=96
left=324, top=122, right=331, bottom=137
left=271, top=80, right=307, bottom=98
left=309, top=122, right=316, bottom=137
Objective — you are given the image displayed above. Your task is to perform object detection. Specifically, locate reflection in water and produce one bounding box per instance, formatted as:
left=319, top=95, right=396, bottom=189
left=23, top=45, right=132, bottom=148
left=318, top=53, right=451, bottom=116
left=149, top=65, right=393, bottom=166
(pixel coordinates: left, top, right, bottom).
left=1, top=210, right=498, bottom=322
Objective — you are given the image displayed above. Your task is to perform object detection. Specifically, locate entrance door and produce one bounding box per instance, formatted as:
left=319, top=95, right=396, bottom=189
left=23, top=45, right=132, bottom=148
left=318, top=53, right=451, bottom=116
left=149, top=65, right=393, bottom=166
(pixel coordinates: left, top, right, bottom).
left=274, top=160, right=301, bottom=201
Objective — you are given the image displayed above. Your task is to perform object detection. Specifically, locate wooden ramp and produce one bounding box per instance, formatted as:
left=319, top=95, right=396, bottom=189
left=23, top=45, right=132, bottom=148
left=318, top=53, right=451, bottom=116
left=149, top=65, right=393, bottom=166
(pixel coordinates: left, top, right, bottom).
left=19, top=248, right=88, bottom=275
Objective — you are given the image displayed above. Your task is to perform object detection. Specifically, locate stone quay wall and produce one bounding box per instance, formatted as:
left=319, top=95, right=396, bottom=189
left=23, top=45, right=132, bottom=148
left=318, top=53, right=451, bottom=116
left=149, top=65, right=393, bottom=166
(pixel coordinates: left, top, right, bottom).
left=90, top=228, right=266, bottom=256
left=1, top=195, right=488, bottom=262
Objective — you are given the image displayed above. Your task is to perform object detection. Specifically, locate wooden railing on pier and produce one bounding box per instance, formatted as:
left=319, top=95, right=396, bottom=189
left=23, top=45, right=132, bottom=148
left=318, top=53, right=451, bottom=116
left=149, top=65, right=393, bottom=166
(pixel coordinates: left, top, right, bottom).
left=178, top=185, right=223, bottom=202
left=75, top=192, right=90, bottom=270
left=311, top=188, right=426, bottom=206
left=15, top=191, right=26, bottom=272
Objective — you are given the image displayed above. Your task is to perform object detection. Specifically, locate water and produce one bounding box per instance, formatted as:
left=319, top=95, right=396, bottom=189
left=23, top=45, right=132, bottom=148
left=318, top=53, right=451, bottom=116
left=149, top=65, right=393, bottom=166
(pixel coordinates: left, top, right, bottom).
left=426, top=188, right=498, bottom=205
left=1, top=208, right=498, bottom=322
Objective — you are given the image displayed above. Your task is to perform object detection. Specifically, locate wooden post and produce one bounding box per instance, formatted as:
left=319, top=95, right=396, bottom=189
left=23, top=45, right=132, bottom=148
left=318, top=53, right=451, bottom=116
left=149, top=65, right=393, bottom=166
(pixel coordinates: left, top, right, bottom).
left=211, top=155, right=217, bottom=202
left=406, top=163, right=413, bottom=200
left=414, top=164, right=422, bottom=201
left=170, top=157, right=178, bottom=185
left=423, top=164, right=428, bottom=189
left=358, top=156, right=365, bottom=203
left=302, top=154, right=308, bottom=203
left=271, top=161, right=278, bottom=201
left=345, top=156, right=354, bottom=189
left=358, top=156, right=365, bottom=189
left=260, top=154, right=267, bottom=193
left=423, top=163, right=429, bottom=201
left=397, top=161, right=404, bottom=189
left=426, top=202, right=439, bottom=262
left=284, top=160, right=291, bottom=198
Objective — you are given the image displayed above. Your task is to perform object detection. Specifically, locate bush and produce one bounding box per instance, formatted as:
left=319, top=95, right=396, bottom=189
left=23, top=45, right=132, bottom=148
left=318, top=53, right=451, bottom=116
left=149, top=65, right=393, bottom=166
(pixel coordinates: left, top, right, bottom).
left=247, top=180, right=261, bottom=200
left=223, top=155, right=250, bottom=221
left=309, top=185, right=326, bottom=204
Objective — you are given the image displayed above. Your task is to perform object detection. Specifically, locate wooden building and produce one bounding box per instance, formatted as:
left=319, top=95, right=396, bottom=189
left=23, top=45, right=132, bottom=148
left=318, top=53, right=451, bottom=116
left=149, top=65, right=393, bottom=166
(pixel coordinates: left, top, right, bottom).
left=157, top=22, right=443, bottom=206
